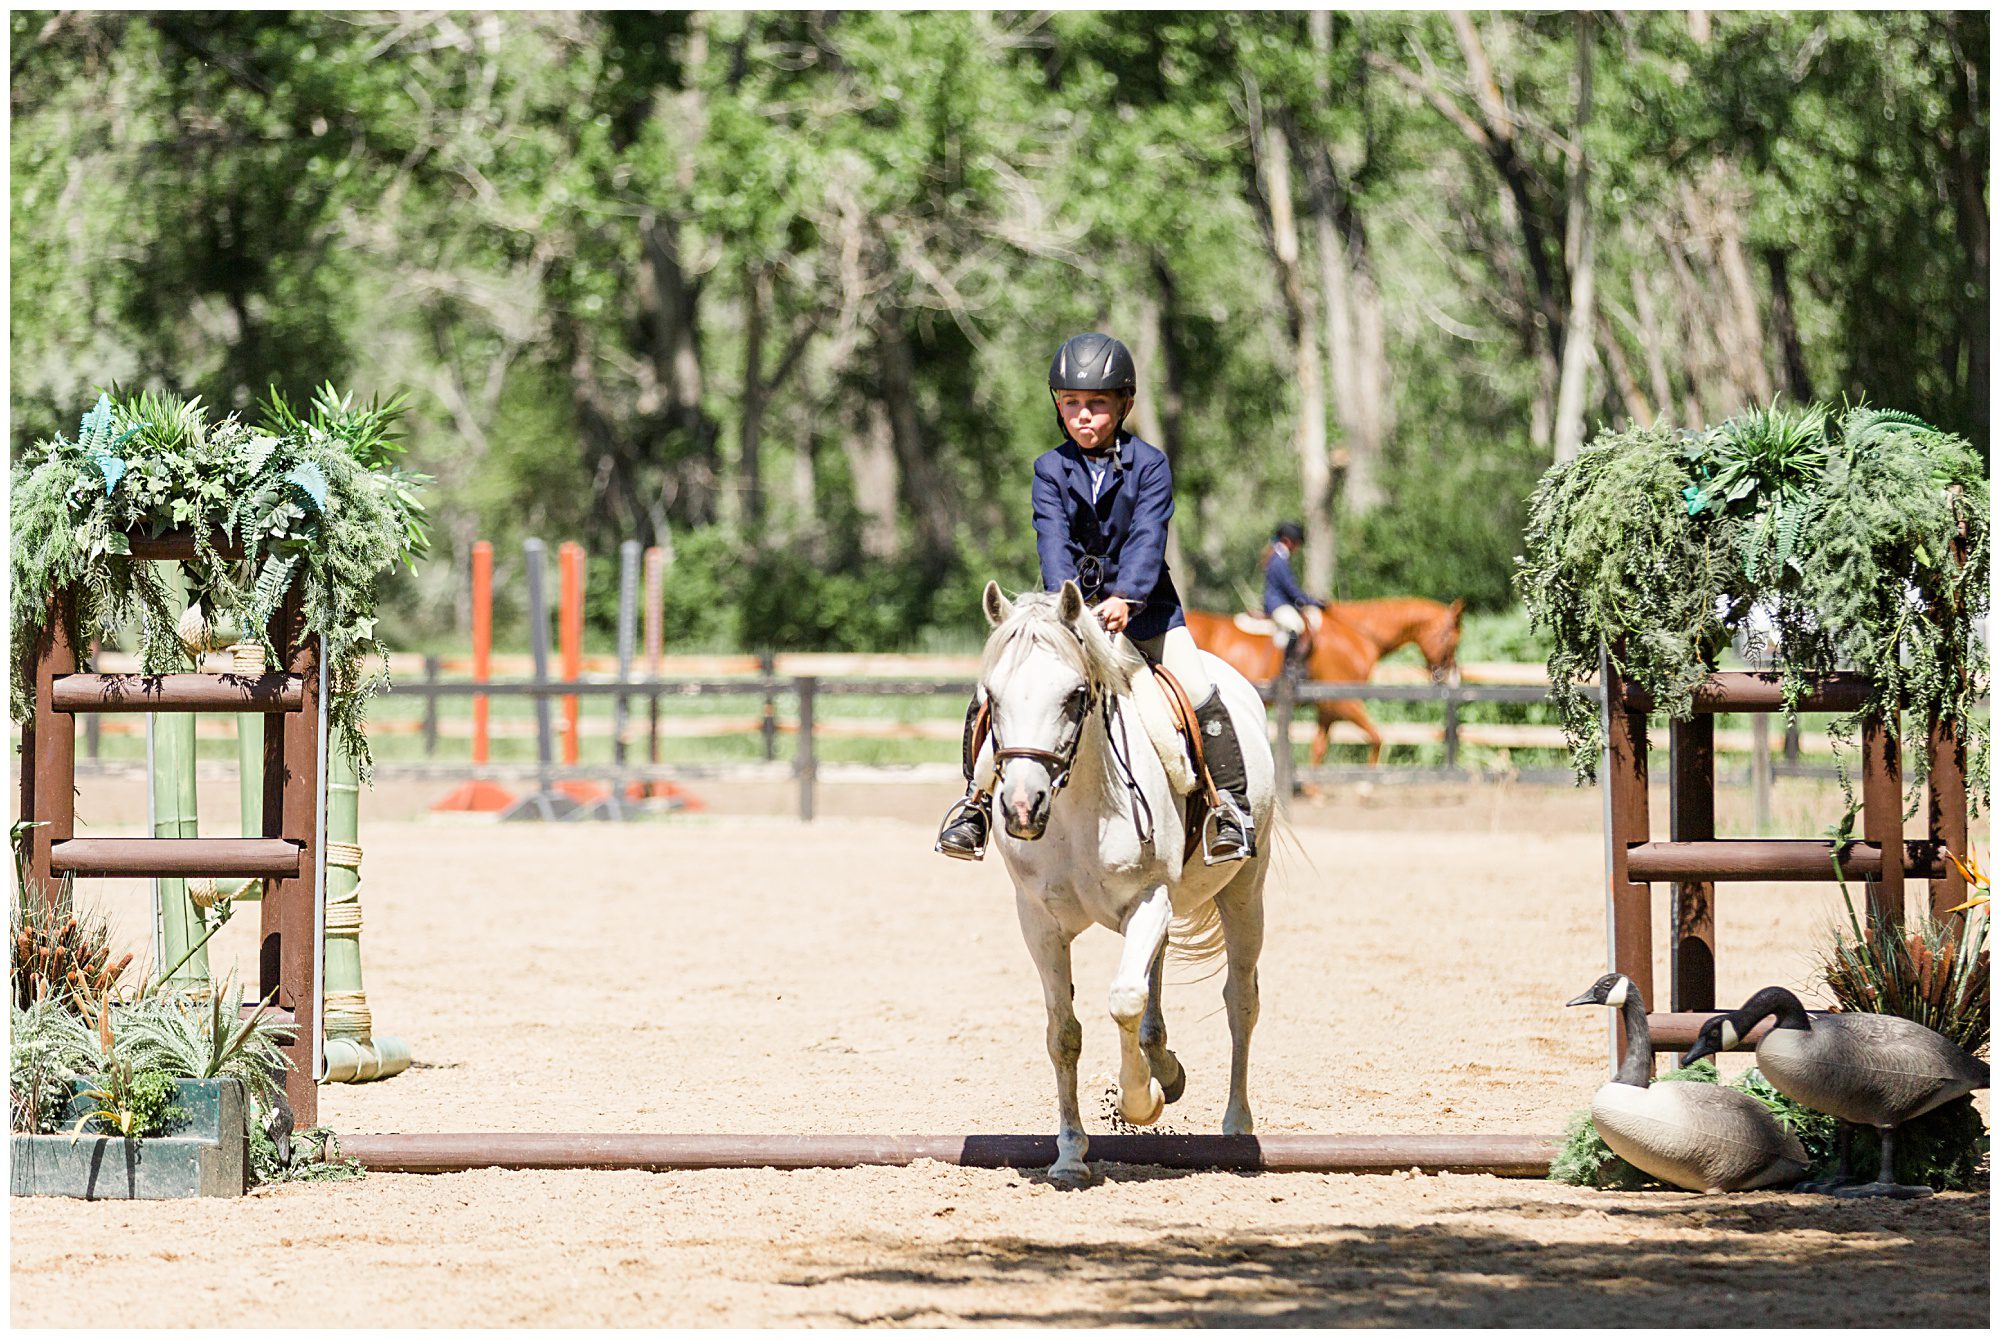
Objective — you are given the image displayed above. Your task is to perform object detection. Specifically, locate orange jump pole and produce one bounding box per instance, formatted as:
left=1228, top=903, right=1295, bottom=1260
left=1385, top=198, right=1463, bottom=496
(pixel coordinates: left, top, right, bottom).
left=551, top=541, right=611, bottom=811
left=433, top=540, right=515, bottom=813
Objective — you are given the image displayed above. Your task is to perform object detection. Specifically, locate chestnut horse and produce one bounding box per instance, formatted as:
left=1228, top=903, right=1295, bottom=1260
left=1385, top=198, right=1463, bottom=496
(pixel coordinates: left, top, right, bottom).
left=1184, top=597, right=1465, bottom=766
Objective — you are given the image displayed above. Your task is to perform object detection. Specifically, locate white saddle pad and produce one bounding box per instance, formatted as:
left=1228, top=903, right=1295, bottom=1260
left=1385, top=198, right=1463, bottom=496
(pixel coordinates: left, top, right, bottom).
left=1127, top=671, right=1199, bottom=798
left=1233, top=612, right=1276, bottom=637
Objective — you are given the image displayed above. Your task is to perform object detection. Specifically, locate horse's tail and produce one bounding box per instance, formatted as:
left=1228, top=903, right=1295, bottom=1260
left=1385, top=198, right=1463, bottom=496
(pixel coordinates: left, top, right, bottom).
left=1167, top=899, right=1227, bottom=968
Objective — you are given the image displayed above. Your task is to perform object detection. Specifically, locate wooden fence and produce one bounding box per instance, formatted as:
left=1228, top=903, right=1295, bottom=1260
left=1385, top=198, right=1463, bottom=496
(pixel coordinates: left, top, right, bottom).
left=73, top=651, right=1895, bottom=822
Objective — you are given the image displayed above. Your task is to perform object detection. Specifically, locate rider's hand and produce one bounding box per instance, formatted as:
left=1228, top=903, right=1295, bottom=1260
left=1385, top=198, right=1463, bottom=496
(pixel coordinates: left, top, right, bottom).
left=1096, top=597, right=1132, bottom=634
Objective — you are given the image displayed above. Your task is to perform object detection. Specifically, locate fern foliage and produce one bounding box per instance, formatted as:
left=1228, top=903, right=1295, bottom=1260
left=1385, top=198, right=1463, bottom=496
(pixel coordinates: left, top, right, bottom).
left=10, top=386, right=428, bottom=778
left=1517, top=402, right=1988, bottom=815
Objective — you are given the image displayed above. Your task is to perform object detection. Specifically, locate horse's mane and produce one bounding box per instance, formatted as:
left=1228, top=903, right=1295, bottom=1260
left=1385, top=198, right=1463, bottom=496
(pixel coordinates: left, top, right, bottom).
left=981, top=591, right=1144, bottom=692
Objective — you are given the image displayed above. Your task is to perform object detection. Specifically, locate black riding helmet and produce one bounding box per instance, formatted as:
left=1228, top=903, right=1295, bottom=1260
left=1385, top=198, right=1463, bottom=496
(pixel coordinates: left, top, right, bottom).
left=1048, top=333, right=1136, bottom=446
left=1273, top=522, right=1305, bottom=546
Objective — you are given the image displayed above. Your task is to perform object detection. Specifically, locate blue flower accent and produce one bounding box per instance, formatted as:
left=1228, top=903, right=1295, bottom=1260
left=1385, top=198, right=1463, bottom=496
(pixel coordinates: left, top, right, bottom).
left=90, top=454, right=126, bottom=495
left=79, top=392, right=115, bottom=441
left=284, top=461, right=329, bottom=512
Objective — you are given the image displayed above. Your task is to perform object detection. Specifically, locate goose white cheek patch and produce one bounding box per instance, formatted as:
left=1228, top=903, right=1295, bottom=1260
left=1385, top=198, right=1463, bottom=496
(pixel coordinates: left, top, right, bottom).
left=1604, top=977, right=1629, bottom=1008
left=1720, top=1020, right=1741, bottom=1051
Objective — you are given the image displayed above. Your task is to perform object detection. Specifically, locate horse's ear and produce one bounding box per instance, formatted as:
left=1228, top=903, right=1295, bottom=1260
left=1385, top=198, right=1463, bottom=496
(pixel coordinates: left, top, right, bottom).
left=1057, top=580, right=1085, bottom=624
left=1448, top=598, right=1466, bottom=622
left=983, top=581, right=1013, bottom=628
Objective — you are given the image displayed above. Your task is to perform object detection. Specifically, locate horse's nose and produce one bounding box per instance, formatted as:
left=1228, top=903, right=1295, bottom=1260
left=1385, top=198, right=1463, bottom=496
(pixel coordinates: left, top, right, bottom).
left=1003, top=776, right=1050, bottom=839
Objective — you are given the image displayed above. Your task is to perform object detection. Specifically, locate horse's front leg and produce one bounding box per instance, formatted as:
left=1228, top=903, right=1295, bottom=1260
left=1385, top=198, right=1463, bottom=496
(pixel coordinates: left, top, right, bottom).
left=1107, top=884, right=1173, bottom=1126
left=1017, top=895, right=1090, bottom=1184
left=1141, top=940, right=1186, bottom=1105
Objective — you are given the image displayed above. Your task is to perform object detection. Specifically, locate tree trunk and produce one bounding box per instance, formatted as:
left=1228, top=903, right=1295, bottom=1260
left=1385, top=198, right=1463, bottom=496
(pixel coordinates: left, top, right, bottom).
left=789, top=403, right=820, bottom=553
left=1307, top=11, right=1386, bottom=518
left=636, top=209, right=717, bottom=526
left=1551, top=12, right=1596, bottom=462
left=1254, top=108, right=1333, bottom=594
left=1130, top=269, right=1185, bottom=582
left=736, top=263, right=768, bottom=535
left=846, top=395, right=901, bottom=560
left=1711, top=178, right=1773, bottom=406
left=1628, top=261, right=1677, bottom=416
left=1762, top=248, right=1813, bottom=404
left=1449, top=12, right=1569, bottom=371
left=877, top=315, right=953, bottom=562
left=1309, top=166, right=1391, bottom=515
left=636, top=13, right=718, bottom=527
left=1944, top=10, right=1989, bottom=441
left=1597, top=309, right=1652, bottom=424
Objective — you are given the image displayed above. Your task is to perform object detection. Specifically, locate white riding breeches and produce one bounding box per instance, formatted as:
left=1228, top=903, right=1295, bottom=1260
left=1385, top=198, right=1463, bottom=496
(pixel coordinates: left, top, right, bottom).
left=1269, top=604, right=1306, bottom=648
left=1127, top=624, right=1214, bottom=703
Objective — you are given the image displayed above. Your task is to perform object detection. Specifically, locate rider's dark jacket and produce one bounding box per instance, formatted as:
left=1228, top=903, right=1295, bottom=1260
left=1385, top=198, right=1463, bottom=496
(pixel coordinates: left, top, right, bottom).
left=1030, top=431, right=1186, bottom=642
left=1263, top=544, right=1325, bottom=616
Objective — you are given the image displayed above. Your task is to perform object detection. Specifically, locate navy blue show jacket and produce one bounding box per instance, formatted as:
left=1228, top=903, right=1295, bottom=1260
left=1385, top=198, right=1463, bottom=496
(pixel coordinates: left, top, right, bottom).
left=1263, top=544, right=1325, bottom=615
left=1030, top=432, right=1186, bottom=642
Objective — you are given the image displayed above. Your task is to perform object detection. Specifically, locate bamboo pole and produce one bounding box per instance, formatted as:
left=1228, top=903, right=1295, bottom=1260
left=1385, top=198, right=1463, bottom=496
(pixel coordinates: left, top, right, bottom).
left=320, top=738, right=412, bottom=1084
left=153, top=564, right=207, bottom=990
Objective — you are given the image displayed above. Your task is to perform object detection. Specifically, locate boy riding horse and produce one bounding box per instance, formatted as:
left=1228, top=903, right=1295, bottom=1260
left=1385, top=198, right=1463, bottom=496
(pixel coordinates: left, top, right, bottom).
left=936, top=332, right=1259, bottom=866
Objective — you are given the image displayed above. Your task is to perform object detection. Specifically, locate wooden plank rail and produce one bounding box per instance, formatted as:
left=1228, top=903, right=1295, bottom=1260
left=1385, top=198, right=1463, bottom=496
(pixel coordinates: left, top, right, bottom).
left=342, top=1131, right=1560, bottom=1177
left=1622, top=671, right=1875, bottom=715
left=1625, top=838, right=1945, bottom=882
left=51, top=672, right=304, bottom=713
left=1598, top=640, right=1971, bottom=1070
left=49, top=837, right=302, bottom=878
left=1646, top=1012, right=1782, bottom=1049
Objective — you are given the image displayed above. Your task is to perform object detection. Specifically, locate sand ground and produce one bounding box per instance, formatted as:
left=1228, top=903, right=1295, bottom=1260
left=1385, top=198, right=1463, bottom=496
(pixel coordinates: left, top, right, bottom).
left=10, top=777, right=1989, bottom=1327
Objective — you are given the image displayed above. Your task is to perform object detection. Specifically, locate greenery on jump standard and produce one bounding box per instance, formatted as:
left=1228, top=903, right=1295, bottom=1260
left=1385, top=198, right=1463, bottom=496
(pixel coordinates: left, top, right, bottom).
left=1516, top=404, right=1988, bottom=811
left=9, top=386, right=429, bottom=778
left=1548, top=1061, right=1986, bottom=1192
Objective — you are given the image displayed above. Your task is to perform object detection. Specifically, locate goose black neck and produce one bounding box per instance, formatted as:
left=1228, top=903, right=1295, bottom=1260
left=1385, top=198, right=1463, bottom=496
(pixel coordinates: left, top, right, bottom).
left=1613, top=989, right=1653, bottom=1087
left=1736, top=985, right=1812, bottom=1032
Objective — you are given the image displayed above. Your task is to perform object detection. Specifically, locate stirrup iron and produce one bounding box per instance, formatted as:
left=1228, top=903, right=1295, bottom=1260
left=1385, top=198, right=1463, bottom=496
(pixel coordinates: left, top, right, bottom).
left=1200, top=796, right=1255, bottom=865
left=936, top=792, right=991, bottom=862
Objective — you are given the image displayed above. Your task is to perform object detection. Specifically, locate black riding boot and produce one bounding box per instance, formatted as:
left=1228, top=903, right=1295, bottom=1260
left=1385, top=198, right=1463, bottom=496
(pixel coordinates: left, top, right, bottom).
left=1193, top=688, right=1256, bottom=864
left=1280, top=631, right=1307, bottom=677
left=936, top=693, right=991, bottom=861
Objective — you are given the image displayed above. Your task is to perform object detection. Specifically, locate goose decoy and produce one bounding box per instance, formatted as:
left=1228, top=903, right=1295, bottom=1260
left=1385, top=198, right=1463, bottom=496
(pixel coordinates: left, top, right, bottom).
left=1682, top=985, right=1991, bottom=1199
left=1567, top=972, right=1810, bottom=1193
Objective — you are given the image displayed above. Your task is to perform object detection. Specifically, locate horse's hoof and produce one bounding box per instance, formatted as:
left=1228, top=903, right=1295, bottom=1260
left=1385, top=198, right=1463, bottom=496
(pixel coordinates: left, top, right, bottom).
left=1120, top=1078, right=1166, bottom=1126
left=1223, top=1110, right=1254, bottom=1137
left=1047, top=1162, right=1096, bottom=1189
left=1156, top=1053, right=1187, bottom=1105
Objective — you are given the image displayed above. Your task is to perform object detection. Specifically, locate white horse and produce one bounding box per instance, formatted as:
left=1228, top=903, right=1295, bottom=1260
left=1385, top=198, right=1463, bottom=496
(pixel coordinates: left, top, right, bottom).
left=977, top=580, right=1275, bottom=1186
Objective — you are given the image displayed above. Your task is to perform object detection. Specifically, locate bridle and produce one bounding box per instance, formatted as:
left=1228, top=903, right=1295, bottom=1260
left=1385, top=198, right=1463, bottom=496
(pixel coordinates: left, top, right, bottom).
left=983, top=622, right=1155, bottom=845
left=990, top=678, right=1096, bottom=797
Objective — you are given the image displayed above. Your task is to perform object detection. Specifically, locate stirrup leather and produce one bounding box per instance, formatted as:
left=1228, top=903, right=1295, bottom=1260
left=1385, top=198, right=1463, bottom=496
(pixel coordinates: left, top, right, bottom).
left=935, top=791, right=991, bottom=861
